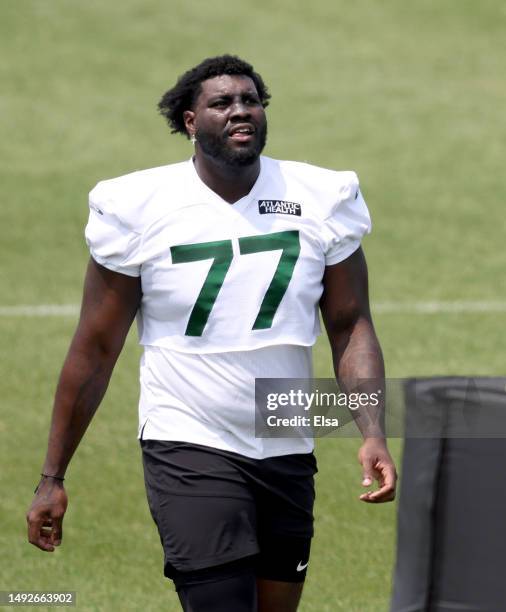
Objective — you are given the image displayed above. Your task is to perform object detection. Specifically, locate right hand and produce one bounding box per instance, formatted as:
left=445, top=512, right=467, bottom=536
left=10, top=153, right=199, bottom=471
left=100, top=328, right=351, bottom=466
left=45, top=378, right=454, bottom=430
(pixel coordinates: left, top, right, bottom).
left=26, top=478, right=68, bottom=552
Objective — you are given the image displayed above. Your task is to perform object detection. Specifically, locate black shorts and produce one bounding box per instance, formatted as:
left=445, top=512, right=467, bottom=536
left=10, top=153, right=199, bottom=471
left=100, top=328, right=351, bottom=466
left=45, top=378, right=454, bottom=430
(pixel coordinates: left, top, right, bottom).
left=141, top=440, right=317, bottom=583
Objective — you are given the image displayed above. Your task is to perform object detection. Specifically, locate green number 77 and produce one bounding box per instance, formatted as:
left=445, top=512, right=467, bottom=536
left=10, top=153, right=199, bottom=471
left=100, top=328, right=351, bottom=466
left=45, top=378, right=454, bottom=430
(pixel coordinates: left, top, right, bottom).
left=170, top=230, right=300, bottom=336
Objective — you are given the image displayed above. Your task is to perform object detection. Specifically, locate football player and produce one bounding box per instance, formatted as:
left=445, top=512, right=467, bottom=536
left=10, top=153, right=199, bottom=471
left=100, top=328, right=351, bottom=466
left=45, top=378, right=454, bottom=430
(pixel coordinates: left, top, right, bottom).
left=27, top=55, right=396, bottom=612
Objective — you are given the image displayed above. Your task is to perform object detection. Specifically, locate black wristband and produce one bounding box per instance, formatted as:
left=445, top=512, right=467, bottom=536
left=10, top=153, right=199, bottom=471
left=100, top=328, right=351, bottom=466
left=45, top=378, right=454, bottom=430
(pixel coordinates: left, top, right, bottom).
left=41, top=473, right=65, bottom=481
left=34, top=473, right=65, bottom=493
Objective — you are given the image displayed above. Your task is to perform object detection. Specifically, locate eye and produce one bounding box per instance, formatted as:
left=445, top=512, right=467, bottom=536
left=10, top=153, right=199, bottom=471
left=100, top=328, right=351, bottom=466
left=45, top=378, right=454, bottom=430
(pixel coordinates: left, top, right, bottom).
left=210, top=98, right=229, bottom=108
left=244, top=95, right=261, bottom=105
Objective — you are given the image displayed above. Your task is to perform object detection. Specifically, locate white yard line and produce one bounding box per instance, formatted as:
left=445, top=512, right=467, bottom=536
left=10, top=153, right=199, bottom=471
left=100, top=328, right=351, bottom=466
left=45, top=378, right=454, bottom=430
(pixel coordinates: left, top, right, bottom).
left=1, top=301, right=506, bottom=317
left=373, top=301, right=506, bottom=314
left=0, top=305, right=80, bottom=316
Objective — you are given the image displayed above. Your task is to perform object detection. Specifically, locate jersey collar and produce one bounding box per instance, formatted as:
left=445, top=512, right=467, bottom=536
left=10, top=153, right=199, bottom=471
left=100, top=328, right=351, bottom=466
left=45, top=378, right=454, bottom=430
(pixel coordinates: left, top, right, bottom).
left=187, top=156, right=266, bottom=211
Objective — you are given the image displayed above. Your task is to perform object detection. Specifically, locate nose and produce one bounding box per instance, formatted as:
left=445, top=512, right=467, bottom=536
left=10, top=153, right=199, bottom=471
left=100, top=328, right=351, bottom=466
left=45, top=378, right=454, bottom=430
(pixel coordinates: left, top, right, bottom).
left=229, top=100, right=250, bottom=119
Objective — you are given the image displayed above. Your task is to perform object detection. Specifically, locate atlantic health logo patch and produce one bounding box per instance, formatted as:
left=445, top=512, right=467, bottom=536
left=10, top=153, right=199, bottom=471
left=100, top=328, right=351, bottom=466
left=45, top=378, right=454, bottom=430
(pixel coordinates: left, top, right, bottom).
left=258, top=200, right=301, bottom=216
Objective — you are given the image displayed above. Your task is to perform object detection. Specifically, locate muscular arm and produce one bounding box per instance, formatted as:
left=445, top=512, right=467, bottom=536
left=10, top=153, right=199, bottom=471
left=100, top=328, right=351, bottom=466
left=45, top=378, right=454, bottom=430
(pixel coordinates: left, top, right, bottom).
left=27, top=258, right=142, bottom=550
left=320, top=247, right=396, bottom=502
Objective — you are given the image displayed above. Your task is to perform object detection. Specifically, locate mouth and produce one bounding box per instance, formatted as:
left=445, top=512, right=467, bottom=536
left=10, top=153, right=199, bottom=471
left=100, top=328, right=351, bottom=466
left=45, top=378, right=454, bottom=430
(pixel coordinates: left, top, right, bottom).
left=227, top=124, right=256, bottom=143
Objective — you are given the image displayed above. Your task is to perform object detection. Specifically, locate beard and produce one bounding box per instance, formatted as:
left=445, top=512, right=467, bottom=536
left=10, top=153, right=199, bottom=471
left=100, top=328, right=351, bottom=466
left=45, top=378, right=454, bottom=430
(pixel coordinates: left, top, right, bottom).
left=195, top=122, right=267, bottom=167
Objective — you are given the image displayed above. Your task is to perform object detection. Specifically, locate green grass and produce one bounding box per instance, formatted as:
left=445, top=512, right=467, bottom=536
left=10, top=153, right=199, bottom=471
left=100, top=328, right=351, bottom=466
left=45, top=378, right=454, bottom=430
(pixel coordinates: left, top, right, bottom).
left=1, top=0, right=505, bottom=609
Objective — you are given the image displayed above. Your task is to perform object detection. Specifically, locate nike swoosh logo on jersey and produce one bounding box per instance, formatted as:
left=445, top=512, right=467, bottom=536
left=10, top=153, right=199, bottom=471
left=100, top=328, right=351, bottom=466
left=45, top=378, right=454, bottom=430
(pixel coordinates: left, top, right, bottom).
left=258, top=200, right=302, bottom=216
left=296, top=560, right=309, bottom=572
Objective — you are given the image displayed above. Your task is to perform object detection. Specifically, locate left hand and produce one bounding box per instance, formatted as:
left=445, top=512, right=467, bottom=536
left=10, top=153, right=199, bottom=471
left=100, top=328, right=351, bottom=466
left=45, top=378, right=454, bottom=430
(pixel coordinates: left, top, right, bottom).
left=358, top=438, right=397, bottom=503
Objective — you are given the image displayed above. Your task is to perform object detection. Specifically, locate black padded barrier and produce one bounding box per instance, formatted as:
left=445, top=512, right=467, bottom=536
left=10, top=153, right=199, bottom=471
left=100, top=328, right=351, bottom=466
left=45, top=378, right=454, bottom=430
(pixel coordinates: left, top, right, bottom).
left=391, top=377, right=506, bottom=612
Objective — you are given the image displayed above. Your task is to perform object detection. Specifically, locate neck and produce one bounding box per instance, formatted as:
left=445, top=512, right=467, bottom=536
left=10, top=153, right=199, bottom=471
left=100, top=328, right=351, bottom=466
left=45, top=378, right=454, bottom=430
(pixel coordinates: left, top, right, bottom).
left=193, top=151, right=261, bottom=204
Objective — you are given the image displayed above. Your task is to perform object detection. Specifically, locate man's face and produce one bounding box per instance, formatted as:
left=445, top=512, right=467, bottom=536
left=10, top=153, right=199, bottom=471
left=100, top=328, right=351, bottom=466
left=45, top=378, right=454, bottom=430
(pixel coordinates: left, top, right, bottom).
left=184, top=75, right=267, bottom=167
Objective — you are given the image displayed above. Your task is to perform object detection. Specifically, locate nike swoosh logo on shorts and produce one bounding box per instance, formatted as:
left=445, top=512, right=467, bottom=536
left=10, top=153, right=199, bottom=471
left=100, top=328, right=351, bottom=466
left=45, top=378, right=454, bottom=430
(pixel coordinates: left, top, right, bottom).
left=297, top=561, right=309, bottom=572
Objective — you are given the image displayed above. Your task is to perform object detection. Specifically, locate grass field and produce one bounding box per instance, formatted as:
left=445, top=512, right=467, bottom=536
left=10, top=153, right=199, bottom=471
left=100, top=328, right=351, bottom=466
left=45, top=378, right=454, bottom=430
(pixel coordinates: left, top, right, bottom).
left=1, top=1, right=505, bottom=610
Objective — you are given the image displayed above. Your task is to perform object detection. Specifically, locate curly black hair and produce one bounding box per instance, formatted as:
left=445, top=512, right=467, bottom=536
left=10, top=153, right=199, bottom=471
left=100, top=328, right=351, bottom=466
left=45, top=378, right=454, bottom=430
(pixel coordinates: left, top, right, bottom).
left=158, top=54, right=270, bottom=138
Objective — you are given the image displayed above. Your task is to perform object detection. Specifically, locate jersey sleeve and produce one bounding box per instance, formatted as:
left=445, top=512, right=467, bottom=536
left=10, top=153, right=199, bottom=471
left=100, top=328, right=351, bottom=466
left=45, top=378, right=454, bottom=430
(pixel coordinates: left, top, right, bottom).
left=324, top=172, right=372, bottom=266
left=84, top=182, right=142, bottom=277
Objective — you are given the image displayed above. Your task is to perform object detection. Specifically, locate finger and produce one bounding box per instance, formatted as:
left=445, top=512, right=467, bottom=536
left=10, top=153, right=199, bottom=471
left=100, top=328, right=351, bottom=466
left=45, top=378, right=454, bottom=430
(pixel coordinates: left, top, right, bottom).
left=37, top=526, right=56, bottom=551
left=27, top=513, right=43, bottom=544
left=27, top=515, right=56, bottom=552
left=360, top=489, right=395, bottom=503
left=41, top=522, right=53, bottom=535
left=377, top=463, right=397, bottom=490
left=42, top=518, right=64, bottom=548
left=360, top=478, right=396, bottom=503
left=364, top=484, right=395, bottom=502
left=360, top=457, right=375, bottom=487
left=51, top=515, right=63, bottom=546
left=360, top=492, right=374, bottom=502
left=41, top=519, right=54, bottom=540
left=362, top=465, right=381, bottom=487
left=359, top=464, right=396, bottom=502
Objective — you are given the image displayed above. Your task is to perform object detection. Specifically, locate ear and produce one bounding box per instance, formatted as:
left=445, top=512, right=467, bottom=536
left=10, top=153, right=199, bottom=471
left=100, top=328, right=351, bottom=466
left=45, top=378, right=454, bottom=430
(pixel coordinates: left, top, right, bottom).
left=183, top=110, right=196, bottom=139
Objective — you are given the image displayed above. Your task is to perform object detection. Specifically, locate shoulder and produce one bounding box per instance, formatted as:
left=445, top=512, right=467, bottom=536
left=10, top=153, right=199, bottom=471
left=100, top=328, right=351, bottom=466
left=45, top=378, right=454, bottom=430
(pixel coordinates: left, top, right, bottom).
left=90, top=160, right=189, bottom=204
left=262, top=157, right=361, bottom=216
left=88, top=160, right=190, bottom=230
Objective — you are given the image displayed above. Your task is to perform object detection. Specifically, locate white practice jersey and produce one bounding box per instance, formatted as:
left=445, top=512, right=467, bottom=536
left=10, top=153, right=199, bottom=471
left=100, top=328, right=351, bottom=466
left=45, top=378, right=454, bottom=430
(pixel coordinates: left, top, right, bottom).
left=85, top=156, right=371, bottom=458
